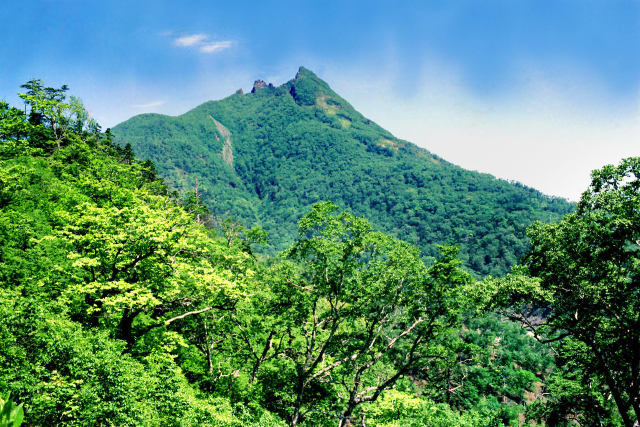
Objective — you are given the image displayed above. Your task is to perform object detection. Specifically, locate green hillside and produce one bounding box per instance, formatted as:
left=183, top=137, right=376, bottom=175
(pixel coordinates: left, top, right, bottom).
left=3, top=80, right=634, bottom=426
left=113, top=67, right=573, bottom=276
left=0, top=84, right=553, bottom=425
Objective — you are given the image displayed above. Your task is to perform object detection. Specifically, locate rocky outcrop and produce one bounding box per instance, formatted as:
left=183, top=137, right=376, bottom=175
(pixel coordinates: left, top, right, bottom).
left=235, top=88, right=244, bottom=95
left=251, top=80, right=276, bottom=93
left=251, top=80, right=268, bottom=93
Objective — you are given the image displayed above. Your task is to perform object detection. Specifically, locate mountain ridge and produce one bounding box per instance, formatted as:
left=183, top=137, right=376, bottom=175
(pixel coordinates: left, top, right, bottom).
left=113, top=66, right=573, bottom=276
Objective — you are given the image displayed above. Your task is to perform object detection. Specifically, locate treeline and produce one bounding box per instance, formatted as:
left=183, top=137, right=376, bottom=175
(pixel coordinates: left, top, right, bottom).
left=1, top=82, right=638, bottom=426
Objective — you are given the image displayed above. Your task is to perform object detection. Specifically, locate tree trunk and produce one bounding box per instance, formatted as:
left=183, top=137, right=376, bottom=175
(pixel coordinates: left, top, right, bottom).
left=291, top=381, right=305, bottom=426
left=206, top=345, right=214, bottom=376
left=117, top=308, right=140, bottom=348
left=630, top=397, right=640, bottom=426
left=594, top=348, right=634, bottom=427
left=338, top=406, right=355, bottom=427
left=604, top=373, right=633, bottom=427
left=250, top=330, right=275, bottom=384
left=291, top=409, right=300, bottom=427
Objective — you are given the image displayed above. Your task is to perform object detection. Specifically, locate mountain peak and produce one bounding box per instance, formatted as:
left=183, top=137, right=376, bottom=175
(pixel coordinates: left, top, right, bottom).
left=244, top=67, right=337, bottom=106
left=295, top=66, right=316, bottom=80
left=287, top=66, right=347, bottom=108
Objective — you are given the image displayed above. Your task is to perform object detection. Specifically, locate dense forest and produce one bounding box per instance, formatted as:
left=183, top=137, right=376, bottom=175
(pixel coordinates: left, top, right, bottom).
left=1, top=80, right=639, bottom=426
left=113, top=67, right=573, bottom=277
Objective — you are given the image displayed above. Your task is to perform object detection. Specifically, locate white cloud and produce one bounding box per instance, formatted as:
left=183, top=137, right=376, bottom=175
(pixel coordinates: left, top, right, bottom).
left=172, top=33, right=232, bottom=53
left=174, top=34, right=208, bottom=47
left=200, top=41, right=232, bottom=53
left=131, top=100, right=166, bottom=109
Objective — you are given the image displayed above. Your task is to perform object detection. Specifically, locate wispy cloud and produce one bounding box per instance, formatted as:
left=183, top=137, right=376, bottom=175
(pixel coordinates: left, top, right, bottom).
left=172, top=33, right=233, bottom=53
left=131, top=100, right=166, bottom=109
left=174, top=34, right=208, bottom=47
left=200, top=41, right=232, bottom=53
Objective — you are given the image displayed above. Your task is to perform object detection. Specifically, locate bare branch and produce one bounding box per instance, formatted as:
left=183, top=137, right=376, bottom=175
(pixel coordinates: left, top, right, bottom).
left=164, top=305, right=217, bottom=325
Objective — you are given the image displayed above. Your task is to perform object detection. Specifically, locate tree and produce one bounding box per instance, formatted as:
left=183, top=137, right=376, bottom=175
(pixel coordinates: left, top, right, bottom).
left=18, top=80, right=69, bottom=144
left=0, top=84, right=268, bottom=425
left=0, top=102, right=29, bottom=143
left=17, top=80, right=99, bottom=150
left=58, top=194, right=244, bottom=348
left=482, top=157, right=640, bottom=426
left=256, top=202, right=472, bottom=426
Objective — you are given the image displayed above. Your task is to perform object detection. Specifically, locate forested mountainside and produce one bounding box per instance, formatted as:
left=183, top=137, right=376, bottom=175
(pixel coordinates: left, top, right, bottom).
left=0, top=83, right=556, bottom=425
left=113, top=67, right=573, bottom=277
left=3, top=81, right=638, bottom=426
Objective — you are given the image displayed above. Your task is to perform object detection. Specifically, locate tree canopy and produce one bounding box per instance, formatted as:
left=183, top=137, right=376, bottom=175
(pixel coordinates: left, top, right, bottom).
left=481, top=157, right=640, bottom=425
left=1, top=79, right=615, bottom=426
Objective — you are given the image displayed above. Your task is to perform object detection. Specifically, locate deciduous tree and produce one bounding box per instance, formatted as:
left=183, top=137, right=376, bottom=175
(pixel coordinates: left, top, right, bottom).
left=482, top=158, right=640, bottom=426
left=263, top=202, right=472, bottom=425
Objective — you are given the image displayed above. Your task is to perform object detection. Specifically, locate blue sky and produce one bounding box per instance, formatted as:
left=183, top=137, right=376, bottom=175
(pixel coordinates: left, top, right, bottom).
left=1, top=0, right=639, bottom=200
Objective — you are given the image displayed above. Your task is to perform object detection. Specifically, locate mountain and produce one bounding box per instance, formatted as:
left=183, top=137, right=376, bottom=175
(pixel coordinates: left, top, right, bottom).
left=112, top=66, right=573, bottom=276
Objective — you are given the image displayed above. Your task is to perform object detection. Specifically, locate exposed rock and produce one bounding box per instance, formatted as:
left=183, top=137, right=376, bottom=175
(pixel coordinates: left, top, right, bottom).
left=251, top=80, right=268, bottom=93
left=235, top=88, right=244, bottom=95
left=209, top=116, right=234, bottom=169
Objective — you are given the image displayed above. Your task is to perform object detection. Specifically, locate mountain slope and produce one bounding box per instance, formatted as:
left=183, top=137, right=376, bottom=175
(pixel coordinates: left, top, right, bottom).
left=113, top=67, right=573, bottom=276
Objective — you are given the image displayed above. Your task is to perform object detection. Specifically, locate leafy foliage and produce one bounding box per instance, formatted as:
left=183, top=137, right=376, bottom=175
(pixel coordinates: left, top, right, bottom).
left=1, top=79, right=602, bottom=426
left=275, top=202, right=473, bottom=425
left=0, top=392, right=24, bottom=427
left=0, top=85, right=260, bottom=425
left=480, top=157, right=640, bottom=426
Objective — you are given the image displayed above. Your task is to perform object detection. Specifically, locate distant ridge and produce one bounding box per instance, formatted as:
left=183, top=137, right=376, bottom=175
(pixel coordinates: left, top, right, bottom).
left=113, top=66, right=573, bottom=276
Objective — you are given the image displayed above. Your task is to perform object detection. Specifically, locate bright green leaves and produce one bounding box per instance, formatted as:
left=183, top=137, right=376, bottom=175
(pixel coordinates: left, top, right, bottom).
left=1, top=84, right=247, bottom=341
left=15, top=80, right=100, bottom=153
left=474, top=270, right=551, bottom=313
left=0, top=392, right=24, bottom=427
left=18, top=80, right=69, bottom=145
left=56, top=191, right=243, bottom=342
left=0, top=84, right=261, bottom=425
left=1, top=79, right=589, bottom=424
left=0, top=101, right=31, bottom=158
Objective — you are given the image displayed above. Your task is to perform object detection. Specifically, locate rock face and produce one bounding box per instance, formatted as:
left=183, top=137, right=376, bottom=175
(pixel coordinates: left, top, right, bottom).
left=235, top=88, right=244, bottom=95
left=209, top=116, right=234, bottom=170
left=251, top=80, right=268, bottom=93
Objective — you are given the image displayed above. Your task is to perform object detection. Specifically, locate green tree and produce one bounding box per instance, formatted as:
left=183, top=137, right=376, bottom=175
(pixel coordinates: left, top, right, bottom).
left=1, top=83, right=262, bottom=425
left=58, top=194, right=243, bottom=348
left=17, top=80, right=99, bottom=150
left=481, top=157, right=640, bottom=425
left=18, top=80, right=69, bottom=144
left=257, top=202, right=473, bottom=426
